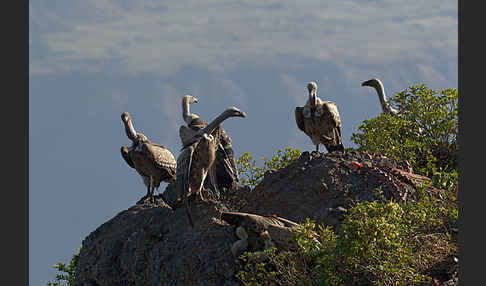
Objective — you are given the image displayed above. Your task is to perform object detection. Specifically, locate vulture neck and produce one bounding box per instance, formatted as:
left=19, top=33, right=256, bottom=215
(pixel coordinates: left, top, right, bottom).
left=201, top=111, right=232, bottom=136
left=182, top=98, right=199, bottom=124
left=124, top=119, right=138, bottom=142
left=373, top=81, right=390, bottom=112
left=309, top=90, right=317, bottom=107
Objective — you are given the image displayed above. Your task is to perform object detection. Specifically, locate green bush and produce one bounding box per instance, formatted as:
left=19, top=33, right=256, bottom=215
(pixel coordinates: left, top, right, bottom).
left=236, top=248, right=314, bottom=286
left=237, top=147, right=301, bottom=189
left=317, top=199, right=425, bottom=285
left=236, top=84, right=459, bottom=285
left=236, top=189, right=458, bottom=286
left=47, top=246, right=81, bottom=286
left=351, top=84, right=458, bottom=182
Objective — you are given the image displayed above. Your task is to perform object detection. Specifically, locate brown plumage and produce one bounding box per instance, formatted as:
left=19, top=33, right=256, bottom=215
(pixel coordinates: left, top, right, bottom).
left=176, top=106, right=247, bottom=228
left=179, top=95, right=240, bottom=198
left=120, top=112, right=177, bottom=204
left=295, top=82, right=344, bottom=153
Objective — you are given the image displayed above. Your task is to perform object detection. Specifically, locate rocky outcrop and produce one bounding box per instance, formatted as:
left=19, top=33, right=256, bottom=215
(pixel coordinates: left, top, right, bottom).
left=75, top=151, right=448, bottom=286
left=236, top=150, right=436, bottom=231
left=75, top=199, right=241, bottom=286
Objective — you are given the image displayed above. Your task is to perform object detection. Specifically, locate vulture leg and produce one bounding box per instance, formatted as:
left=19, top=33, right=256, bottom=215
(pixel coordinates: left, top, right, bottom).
left=160, top=190, right=174, bottom=209
left=145, top=178, right=151, bottom=203
left=199, top=180, right=206, bottom=202
left=149, top=177, right=155, bottom=203
left=181, top=146, right=196, bottom=228
left=137, top=184, right=151, bottom=204
left=315, top=144, right=319, bottom=153
left=149, top=187, right=154, bottom=203
left=208, top=164, right=220, bottom=200
left=146, top=184, right=151, bottom=200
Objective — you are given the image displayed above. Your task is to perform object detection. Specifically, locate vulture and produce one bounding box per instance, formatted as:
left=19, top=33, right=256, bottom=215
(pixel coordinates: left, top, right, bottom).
left=179, top=95, right=240, bottom=198
left=120, top=112, right=177, bottom=204
left=221, top=211, right=304, bottom=251
left=295, top=82, right=345, bottom=153
left=177, top=106, right=247, bottom=228
left=361, top=78, right=399, bottom=116
left=362, top=78, right=426, bottom=136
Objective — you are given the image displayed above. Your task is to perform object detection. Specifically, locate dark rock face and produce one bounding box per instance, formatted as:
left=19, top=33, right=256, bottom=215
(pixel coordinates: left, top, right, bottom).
left=75, top=151, right=444, bottom=286
left=76, top=200, right=241, bottom=286
left=237, top=150, right=434, bottom=231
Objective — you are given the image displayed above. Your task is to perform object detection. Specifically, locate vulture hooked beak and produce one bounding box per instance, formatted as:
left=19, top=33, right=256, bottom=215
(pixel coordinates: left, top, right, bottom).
left=228, top=106, right=247, bottom=118
left=361, top=80, right=373, bottom=87
left=236, top=111, right=247, bottom=118
left=121, top=112, right=130, bottom=123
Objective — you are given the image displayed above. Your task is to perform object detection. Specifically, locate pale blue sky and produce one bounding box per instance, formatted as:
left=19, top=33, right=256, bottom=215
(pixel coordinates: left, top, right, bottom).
left=29, top=1, right=457, bottom=285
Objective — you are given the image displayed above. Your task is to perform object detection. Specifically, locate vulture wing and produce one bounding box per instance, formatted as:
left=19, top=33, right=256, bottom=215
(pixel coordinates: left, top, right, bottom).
left=320, top=101, right=341, bottom=127
left=319, top=101, right=344, bottom=151
left=218, top=129, right=238, bottom=176
left=143, top=143, right=177, bottom=170
left=294, top=107, right=306, bottom=132
left=179, top=125, right=198, bottom=146
left=212, top=128, right=239, bottom=187
left=189, top=117, right=208, bottom=129
left=121, top=146, right=135, bottom=169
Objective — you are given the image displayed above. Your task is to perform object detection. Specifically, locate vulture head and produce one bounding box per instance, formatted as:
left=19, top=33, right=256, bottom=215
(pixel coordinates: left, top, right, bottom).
left=361, top=78, right=382, bottom=89
left=121, top=111, right=131, bottom=123
left=183, top=95, right=199, bottom=105
left=307, top=82, right=318, bottom=107
left=121, top=112, right=138, bottom=142
left=182, top=95, right=201, bottom=124
left=198, top=106, right=247, bottom=138
left=224, top=106, right=247, bottom=118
